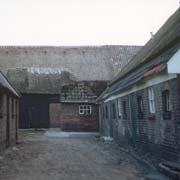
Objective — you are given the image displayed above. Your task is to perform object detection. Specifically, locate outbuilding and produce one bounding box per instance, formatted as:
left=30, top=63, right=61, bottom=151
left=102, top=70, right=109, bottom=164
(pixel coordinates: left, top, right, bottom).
left=3, top=45, right=141, bottom=131
left=98, top=8, right=180, bottom=161
left=0, top=71, right=19, bottom=151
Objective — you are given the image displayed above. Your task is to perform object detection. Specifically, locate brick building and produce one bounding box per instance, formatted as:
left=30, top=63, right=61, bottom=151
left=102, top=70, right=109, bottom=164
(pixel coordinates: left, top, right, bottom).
left=0, top=71, right=19, bottom=152
left=1, top=45, right=141, bottom=131
left=98, top=8, right=180, bottom=161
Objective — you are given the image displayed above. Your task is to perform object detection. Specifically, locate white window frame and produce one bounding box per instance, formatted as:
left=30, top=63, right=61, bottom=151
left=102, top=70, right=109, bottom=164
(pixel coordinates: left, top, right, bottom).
left=79, top=105, right=92, bottom=115
left=117, top=98, right=122, bottom=117
left=148, top=87, right=155, bottom=114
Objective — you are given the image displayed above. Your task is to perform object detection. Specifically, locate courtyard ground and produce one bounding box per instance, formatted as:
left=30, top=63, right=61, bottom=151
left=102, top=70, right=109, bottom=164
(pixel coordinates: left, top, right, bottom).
left=0, top=130, right=150, bottom=180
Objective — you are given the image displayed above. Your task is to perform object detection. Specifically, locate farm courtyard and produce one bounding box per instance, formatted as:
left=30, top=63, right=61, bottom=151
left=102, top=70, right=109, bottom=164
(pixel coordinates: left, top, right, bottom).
left=0, top=130, right=146, bottom=180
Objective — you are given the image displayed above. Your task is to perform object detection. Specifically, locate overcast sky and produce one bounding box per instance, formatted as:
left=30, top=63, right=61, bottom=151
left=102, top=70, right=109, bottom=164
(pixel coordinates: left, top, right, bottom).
left=0, top=0, right=178, bottom=46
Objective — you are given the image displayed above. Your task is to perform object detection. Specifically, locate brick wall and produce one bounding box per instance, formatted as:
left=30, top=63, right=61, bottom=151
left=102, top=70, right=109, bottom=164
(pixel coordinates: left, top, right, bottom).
left=100, top=78, right=180, bottom=161
left=50, top=103, right=99, bottom=132
left=49, top=103, right=61, bottom=127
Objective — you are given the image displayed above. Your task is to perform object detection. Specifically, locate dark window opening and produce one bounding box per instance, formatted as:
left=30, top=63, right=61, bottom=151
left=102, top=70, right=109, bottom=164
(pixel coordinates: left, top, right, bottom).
left=137, top=96, right=144, bottom=119
left=105, top=105, right=108, bottom=119
left=112, top=103, right=116, bottom=119
left=162, top=90, right=171, bottom=119
left=102, top=106, right=105, bottom=119
left=11, top=98, right=14, bottom=118
left=122, top=101, right=127, bottom=119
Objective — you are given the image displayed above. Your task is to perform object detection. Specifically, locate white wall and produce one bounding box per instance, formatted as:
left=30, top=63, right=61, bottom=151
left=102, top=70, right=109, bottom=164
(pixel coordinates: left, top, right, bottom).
left=167, top=49, right=180, bottom=74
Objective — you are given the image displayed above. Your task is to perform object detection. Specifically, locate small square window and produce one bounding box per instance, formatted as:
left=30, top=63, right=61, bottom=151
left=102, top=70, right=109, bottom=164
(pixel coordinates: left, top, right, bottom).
left=79, top=105, right=91, bottom=115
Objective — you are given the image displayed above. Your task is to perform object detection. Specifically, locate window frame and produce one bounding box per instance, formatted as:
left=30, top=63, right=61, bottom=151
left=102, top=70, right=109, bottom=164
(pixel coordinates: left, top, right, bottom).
left=137, top=96, right=144, bottom=119
left=122, top=100, right=127, bottom=119
left=79, top=105, right=92, bottom=115
left=162, top=90, right=171, bottom=112
left=117, top=98, right=122, bottom=118
left=137, top=96, right=143, bottom=113
left=148, top=88, right=155, bottom=114
left=162, top=90, right=171, bottom=119
left=105, top=105, right=108, bottom=119
left=111, top=103, right=116, bottom=119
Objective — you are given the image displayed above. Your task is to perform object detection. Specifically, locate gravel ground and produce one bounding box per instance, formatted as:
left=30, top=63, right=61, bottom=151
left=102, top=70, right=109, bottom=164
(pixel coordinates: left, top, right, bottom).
left=0, top=130, right=145, bottom=180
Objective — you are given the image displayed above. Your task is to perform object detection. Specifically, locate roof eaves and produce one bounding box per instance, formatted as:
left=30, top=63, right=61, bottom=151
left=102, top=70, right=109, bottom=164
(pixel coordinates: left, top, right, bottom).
left=0, top=71, right=20, bottom=98
left=110, top=8, right=180, bottom=85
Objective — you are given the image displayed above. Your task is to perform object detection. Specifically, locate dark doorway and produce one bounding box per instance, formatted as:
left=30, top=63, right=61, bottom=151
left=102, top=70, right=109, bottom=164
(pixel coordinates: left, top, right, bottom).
left=20, top=94, right=59, bottom=129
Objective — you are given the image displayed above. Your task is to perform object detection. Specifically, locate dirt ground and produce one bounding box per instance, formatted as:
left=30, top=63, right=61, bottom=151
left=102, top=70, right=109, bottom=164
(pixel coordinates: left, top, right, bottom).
left=0, top=130, right=145, bottom=180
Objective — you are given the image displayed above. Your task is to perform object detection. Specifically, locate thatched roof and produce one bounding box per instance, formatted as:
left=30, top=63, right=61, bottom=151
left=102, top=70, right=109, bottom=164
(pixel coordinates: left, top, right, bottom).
left=0, top=71, right=19, bottom=97
left=112, top=8, right=180, bottom=84
left=0, top=45, right=141, bottom=81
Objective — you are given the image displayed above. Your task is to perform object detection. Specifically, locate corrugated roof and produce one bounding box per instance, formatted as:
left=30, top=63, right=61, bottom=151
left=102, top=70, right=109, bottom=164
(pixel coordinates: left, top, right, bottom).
left=0, top=71, right=19, bottom=97
left=112, top=8, right=180, bottom=84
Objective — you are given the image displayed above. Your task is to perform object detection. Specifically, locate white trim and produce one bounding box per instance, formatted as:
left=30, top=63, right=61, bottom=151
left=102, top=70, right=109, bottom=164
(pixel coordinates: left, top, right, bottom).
left=103, top=73, right=177, bottom=103
left=167, top=49, right=180, bottom=74
left=148, top=87, right=155, bottom=114
left=79, top=105, right=92, bottom=115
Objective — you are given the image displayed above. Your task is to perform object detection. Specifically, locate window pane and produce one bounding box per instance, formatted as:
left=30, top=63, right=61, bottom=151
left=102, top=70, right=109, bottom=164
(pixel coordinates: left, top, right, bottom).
left=148, top=88, right=155, bottom=113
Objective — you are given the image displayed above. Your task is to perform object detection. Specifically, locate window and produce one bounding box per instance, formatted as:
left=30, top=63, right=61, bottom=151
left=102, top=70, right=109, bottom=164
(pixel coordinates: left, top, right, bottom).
left=11, top=98, right=14, bottom=118
left=118, top=98, right=122, bottom=118
left=162, top=90, right=171, bottom=119
left=79, top=105, right=91, bottom=115
left=122, top=100, right=127, bottom=119
left=105, top=105, right=108, bottom=119
left=137, top=96, right=143, bottom=119
left=148, top=88, right=155, bottom=114
left=101, top=106, right=105, bottom=119
left=112, top=103, right=116, bottom=119
left=162, top=90, right=170, bottom=112
left=137, top=96, right=143, bottom=113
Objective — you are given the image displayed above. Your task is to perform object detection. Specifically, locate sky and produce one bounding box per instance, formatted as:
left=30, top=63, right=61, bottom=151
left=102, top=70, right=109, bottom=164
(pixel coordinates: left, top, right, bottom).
left=0, top=0, right=179, bottom=46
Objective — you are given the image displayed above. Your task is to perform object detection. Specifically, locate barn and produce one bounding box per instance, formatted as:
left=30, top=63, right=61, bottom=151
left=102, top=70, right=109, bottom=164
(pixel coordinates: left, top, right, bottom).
left=0, top=45, right=141, bottom=131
